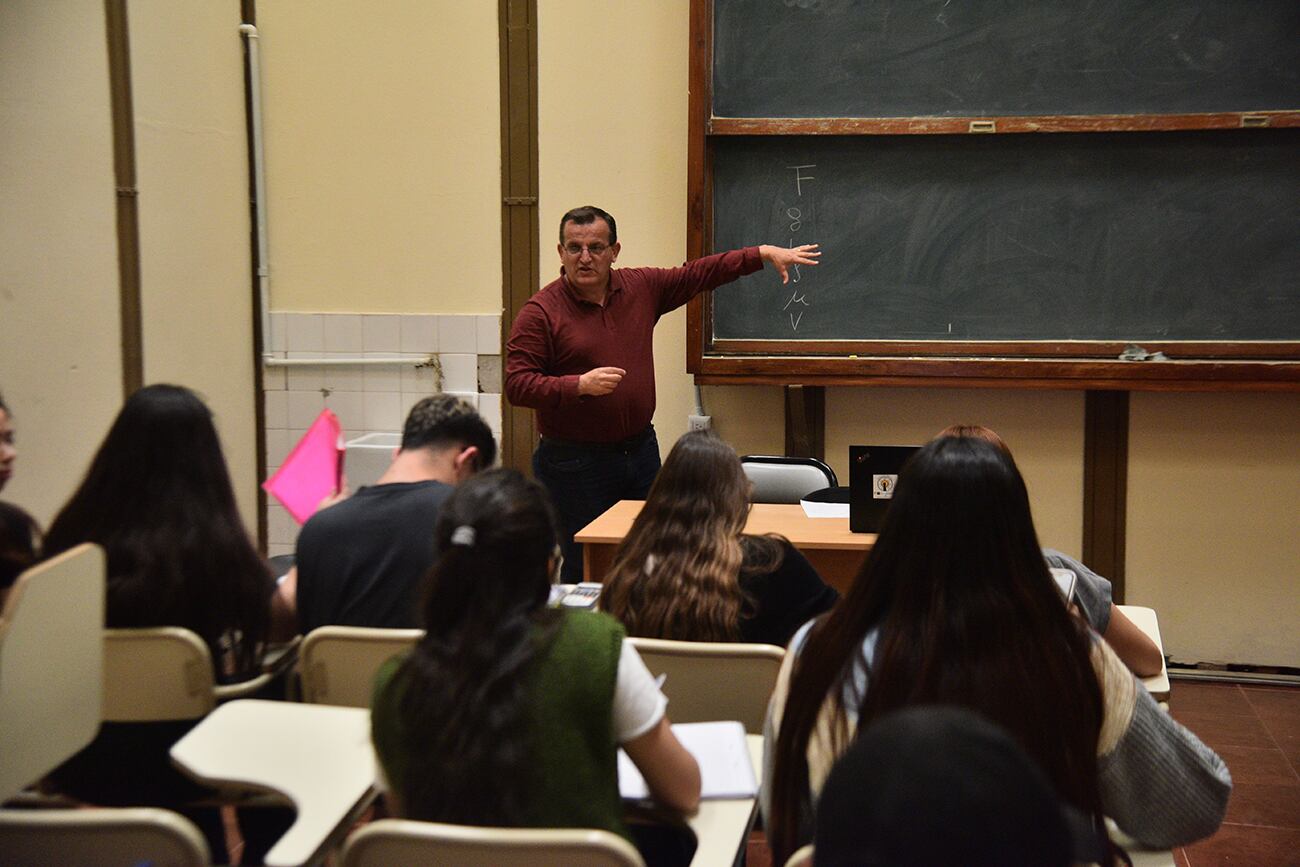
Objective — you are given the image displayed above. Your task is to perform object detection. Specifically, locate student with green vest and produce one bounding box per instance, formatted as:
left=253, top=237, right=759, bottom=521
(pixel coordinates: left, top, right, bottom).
left=371, top=468, right=700, bottom=862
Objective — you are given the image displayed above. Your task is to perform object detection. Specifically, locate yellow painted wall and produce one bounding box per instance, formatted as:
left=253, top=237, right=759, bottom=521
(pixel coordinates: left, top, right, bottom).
left=538, top=1, right=697, bottom=451
left=130, top=0, right=259, bottom=526
left=1128, top=393, right=1300, bottom=666
left=0, top=0, right=122, bottom=524
left=256, top=1, right=502, bottom=314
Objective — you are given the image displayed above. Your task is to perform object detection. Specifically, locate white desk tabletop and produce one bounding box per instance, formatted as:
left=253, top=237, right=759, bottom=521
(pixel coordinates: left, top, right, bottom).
left=1117, top=604, right=1171, bottom=701
left=171, top=699, right=377, bottom=867
left=685, top=735, right=763, bottom=867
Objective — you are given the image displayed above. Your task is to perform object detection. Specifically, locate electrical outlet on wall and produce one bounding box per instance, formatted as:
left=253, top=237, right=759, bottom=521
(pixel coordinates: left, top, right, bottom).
left=688, top=414, right=712, bottom=431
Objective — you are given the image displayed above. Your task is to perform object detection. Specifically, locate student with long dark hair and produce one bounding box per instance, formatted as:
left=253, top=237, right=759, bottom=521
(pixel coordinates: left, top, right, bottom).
left=763, top=436, right=1230, bottom=864
left=371, top=469, right=700, bottom=860
left=938, top=423, right=1163, bottom=676
left=41, top=384, right=290, bottom=861
left=602, top=431, right=836, bottom=645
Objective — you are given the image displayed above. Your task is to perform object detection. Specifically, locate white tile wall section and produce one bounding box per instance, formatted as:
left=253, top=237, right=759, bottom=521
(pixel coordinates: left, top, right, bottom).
left=264, top=390, right=289, bottom=430
left=325, top=390, right=366, bottom=433
left=440, top=353, right=478, bottom=392
left=362, top=353, right=403, bottom=393
left=363, top=390, right=403, bottom=431
left=362, top=314, right=401, bottom=352
left=262, top=312, right=502, bottom=551
left=268, top=312, right=288, bottom=352
left=323, top=359, right=367, bottom=392
left=478, top=393, right=502, bottom=437
left=285, top=313, right=324, bottom=353
left=438, top=315, right=478, bottom=353
left=287, top=389, right=324, bottom=430
left=399, top=355, right=439, bottom=393
left=322, top=314, right=364, bottom=353
left=400, top=314, right=439, bottom=353
left=476, top=314, right=501, bottom=354
left=286, top=351, right=326, bottom=391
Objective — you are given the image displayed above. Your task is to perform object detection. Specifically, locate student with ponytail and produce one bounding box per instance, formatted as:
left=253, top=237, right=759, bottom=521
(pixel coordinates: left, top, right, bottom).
left=370, top=469, right=700, bottom=862
left=762, top=436, right=1230, bottom=864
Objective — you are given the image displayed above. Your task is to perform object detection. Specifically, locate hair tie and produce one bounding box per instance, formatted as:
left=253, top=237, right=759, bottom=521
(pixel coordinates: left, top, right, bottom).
left=450, top=525, right=476, bottom=547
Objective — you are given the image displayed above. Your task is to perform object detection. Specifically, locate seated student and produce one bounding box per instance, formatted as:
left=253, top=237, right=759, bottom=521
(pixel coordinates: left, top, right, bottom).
left=938, top=424, right=1164, bottom=677
left=0, top=500, right=40, bottom=609
left=0, top=391, right=16, bottom=494
left=601, top=430, right=837, bottom=646
left=286, top=393, right=495, bottom=632
left=814, top=706, right=1107, bottom=867
left=763, top=436, right=1230, bottom=864
left=371, top=469, right=701, bottom=864
left=41, top=383, right=292, bottom=863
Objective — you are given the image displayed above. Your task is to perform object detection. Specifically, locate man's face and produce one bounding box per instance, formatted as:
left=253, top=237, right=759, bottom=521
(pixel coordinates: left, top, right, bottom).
left=559, top=218, right=619, bottom=298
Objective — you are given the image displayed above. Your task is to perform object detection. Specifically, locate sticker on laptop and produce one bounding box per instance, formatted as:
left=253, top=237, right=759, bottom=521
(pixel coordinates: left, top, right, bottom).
left=872, top=474, right=898, bottom=499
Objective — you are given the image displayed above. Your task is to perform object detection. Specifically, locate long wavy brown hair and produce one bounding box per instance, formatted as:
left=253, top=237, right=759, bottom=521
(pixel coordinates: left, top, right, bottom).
left=602, top=431, right=780, bottom=642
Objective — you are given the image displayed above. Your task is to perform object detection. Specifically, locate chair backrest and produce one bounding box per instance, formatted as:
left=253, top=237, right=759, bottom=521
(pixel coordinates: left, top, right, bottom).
left=626, top=637, right=785, bottom=733
left=103, top=627, right=219, bottom=721
left=740, top=456, right=838, bottom=504
left=102, top=625, right=277, bottom=723
left=300, top=625, right=423, bottom=707
left=0, top=806, right=210, bottom=866
left=0, top=544, right=104, bottom=802
left=341, top=818, right=646, bottom=867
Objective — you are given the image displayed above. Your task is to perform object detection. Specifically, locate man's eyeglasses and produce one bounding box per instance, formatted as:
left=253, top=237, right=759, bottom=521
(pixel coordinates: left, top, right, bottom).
left=563, top=243, right=611, bottom=257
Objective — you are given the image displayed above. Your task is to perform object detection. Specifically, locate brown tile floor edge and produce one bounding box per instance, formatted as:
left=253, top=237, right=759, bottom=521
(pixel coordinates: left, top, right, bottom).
left=1172, top=682, right=1300, bottom=867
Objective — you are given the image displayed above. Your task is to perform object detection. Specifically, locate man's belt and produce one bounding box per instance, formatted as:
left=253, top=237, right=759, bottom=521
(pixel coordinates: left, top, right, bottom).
left=540, top=426, right=654, bottom=453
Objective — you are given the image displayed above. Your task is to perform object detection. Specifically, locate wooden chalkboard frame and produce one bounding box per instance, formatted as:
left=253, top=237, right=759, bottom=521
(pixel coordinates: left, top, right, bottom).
left=684, top=0, right=1300, bottom=391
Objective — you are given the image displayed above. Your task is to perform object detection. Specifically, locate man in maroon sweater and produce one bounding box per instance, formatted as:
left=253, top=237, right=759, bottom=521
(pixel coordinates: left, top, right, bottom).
left=506, top=205, right=818, bottom=580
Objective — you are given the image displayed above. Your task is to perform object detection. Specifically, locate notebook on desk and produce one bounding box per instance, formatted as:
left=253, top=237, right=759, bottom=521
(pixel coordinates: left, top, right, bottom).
left=618, top=721, right=756, bottom=800
left=849, top=445, right=920, bottom=533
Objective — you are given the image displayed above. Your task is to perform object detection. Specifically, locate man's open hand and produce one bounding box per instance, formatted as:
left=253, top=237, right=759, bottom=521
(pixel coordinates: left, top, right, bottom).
left=759, top=243, right=821, bottom=284
left=578, top=366, right=626, bottom=396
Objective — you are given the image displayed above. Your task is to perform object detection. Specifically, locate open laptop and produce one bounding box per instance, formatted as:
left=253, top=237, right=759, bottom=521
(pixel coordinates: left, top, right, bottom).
left=849, top=445, right=921, bottom=533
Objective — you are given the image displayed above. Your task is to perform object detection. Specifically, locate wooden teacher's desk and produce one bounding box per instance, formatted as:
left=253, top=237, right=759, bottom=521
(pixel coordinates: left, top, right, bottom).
left=576, top=500, right=873, bottom=595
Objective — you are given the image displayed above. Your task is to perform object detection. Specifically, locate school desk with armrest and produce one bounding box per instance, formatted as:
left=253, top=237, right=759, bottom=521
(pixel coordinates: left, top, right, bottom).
left=172, top=699, right=763, bottom=867
left=171, top=698, right=378, bottom=867
left=576, top=500, right=872, bottom=594
left=1116, top=604, right=1170, bottom=703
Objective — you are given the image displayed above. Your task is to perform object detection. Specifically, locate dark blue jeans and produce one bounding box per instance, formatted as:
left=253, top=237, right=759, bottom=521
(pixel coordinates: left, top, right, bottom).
left=533, top=427, right=661, bottom=583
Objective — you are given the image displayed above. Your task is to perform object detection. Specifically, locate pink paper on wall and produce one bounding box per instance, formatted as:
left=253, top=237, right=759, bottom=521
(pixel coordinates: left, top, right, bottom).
left=263, top=409, right=343, bottom=525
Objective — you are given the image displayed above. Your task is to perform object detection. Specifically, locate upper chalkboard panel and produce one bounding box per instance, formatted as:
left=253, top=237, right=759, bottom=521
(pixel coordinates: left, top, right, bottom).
left=713, top=0, right=1300, bottom=119
left=710, top=130, right=1300, bottom=343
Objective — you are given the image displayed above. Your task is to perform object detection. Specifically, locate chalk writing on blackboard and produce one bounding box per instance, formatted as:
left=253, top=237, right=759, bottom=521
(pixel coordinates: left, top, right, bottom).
left=782, top=164, right=816, bottom=331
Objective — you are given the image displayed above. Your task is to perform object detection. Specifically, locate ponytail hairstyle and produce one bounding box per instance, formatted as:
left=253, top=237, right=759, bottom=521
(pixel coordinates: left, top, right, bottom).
left=768, top=437, right=1106, bottom=863
left=394, top=468, right=563, bottom=824
left=42, top=384, right=269, bottom=676
left=603, top=430, right=777, bottom=641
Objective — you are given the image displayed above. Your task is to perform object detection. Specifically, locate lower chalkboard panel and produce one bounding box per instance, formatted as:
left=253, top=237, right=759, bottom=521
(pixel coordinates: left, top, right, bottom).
left=709, top=130, right=1300, bottom=344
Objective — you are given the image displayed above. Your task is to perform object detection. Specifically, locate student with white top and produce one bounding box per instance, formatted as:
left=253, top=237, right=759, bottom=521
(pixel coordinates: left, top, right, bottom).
left=370, top=468, right=700, bottom=865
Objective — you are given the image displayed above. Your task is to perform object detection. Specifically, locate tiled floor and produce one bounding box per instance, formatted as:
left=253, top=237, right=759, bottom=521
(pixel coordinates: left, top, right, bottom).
left=746, top=681, right=1300, bottom=867
left=1170, top=681, right=1300, bottom=866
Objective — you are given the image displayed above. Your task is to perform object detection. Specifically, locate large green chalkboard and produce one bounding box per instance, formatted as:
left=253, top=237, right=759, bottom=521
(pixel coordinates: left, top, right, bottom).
left=710, top=130, right=1300, bottom=344
left=713, top=0, right=1300, bottom=119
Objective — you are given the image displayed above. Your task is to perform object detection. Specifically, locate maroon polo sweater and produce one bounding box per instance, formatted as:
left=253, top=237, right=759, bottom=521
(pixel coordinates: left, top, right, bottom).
left=505, top=247, right=762, bottom=443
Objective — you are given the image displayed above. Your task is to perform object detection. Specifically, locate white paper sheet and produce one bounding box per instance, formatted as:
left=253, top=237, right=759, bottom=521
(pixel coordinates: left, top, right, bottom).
left=800, top=500, right=850, bottom=518
left=618, top=721, right=756, bottom=800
